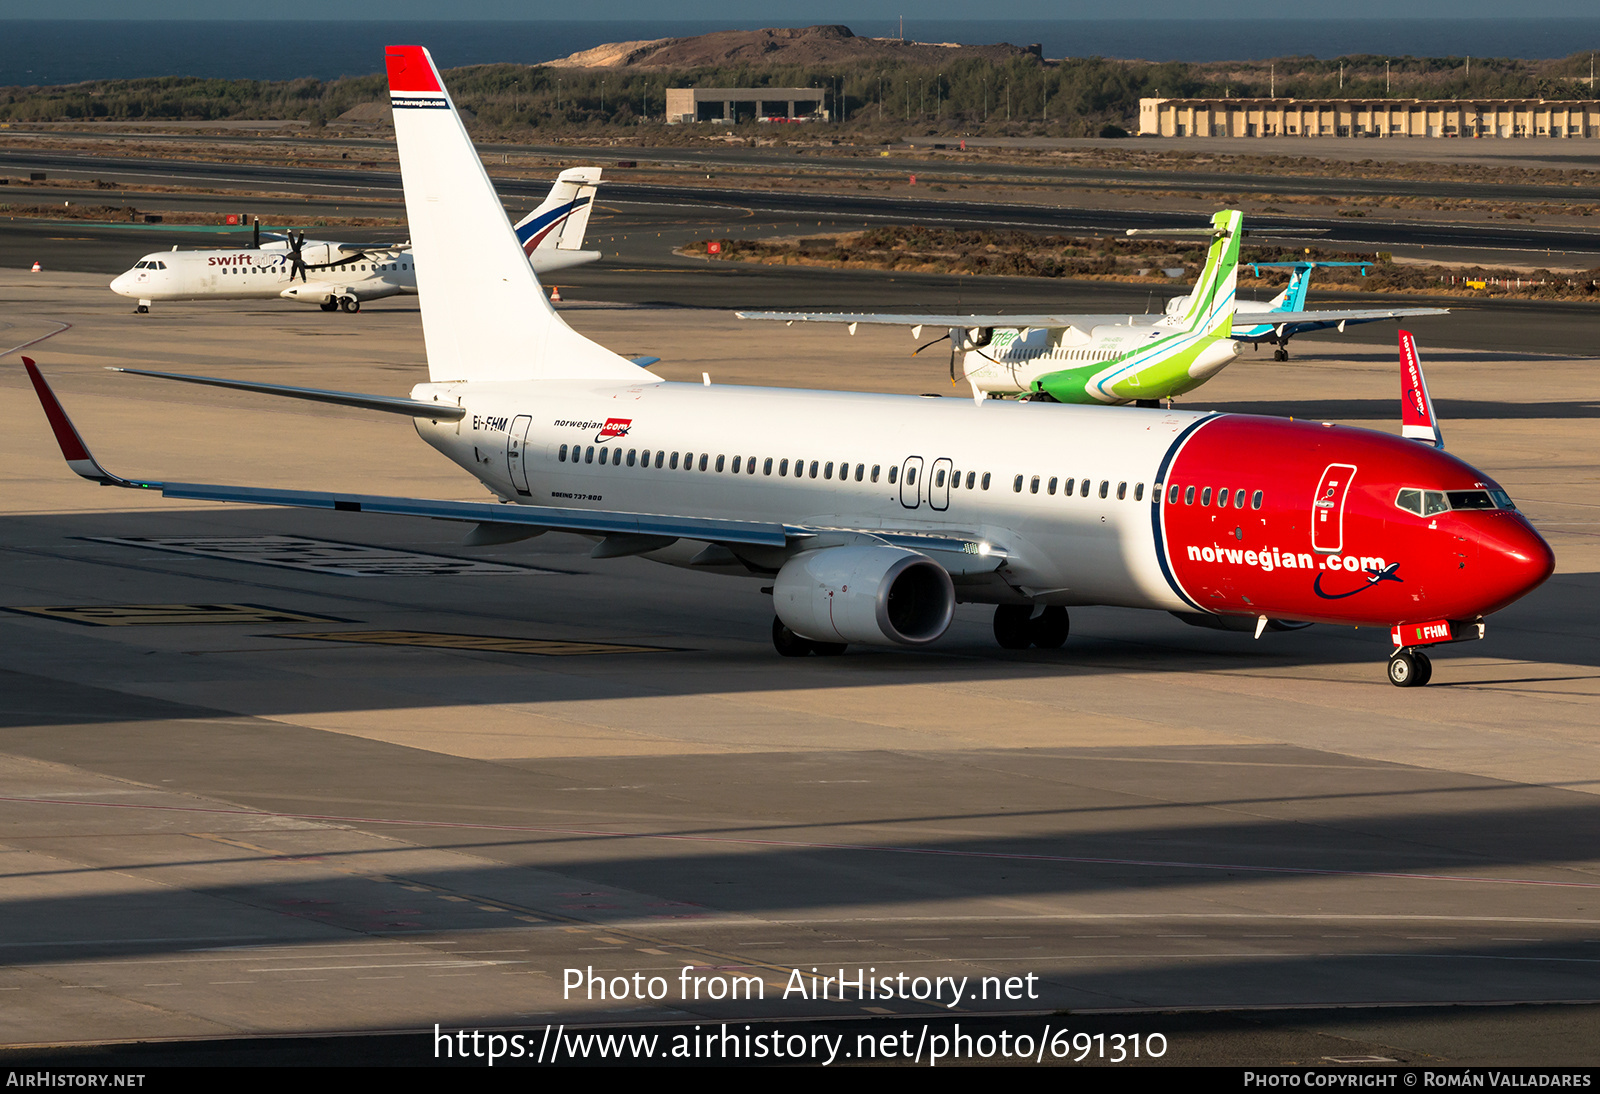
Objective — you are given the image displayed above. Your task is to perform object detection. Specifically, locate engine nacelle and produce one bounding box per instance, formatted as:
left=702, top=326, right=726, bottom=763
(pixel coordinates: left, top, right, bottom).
left=773, top=546, right=955, bottom=647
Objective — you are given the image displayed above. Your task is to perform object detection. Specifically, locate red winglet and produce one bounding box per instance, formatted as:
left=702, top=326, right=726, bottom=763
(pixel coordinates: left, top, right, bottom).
left=22, top=356, right=92, bottom=463
left=385, top=46, right=443, bottom=94
left=1397, top=330, right=1443, bottom=448
left=21, top=357, right=148, bottom=487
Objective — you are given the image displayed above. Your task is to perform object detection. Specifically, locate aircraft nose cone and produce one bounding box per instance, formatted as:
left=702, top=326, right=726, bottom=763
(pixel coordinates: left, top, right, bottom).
left=109, top=273, right=130, bottom=294
left=1474, top=515, right=1556, bottom=615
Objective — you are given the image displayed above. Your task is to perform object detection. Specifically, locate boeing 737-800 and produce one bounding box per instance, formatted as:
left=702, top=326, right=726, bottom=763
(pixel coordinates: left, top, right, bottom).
left=109, top=167, right=604, bottom=314
left=25, top=46, right=1552, bottom=687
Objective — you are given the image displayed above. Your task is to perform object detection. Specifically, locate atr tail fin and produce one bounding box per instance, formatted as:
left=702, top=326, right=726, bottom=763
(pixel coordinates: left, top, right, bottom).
left=1398, top=330, right=1444, bottom=448
left=385, top=46, right=645, bottom=386
left=1177, top=209, right=1242, bottom=337
left=514, top=167, right=601, bottom=256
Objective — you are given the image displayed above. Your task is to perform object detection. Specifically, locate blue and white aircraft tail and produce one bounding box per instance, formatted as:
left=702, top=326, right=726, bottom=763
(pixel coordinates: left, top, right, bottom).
left=513, top=166, right=603, bottom=274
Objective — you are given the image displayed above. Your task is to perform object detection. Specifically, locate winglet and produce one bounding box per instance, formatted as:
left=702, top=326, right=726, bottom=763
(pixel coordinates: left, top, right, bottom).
left=1398, top=330, right=1444, bottom=449
left=21, top=358, right=157, bottom=488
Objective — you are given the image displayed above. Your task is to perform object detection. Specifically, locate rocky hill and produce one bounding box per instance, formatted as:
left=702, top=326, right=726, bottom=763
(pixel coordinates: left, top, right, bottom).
left=540, top=25, right=1041, bottom=70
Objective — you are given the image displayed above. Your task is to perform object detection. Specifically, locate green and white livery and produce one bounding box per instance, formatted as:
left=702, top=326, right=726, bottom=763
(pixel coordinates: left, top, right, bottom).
left=739, top=210, right=1247, bottom=407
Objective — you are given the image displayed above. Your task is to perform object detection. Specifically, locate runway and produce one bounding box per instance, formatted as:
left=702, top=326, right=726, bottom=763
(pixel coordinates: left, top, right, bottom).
left=0, top=259, right=1597, bottom=1064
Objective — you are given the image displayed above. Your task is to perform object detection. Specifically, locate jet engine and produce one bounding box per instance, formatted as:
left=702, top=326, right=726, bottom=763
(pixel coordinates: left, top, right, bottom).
left=773, top=546, right=955, bottom=647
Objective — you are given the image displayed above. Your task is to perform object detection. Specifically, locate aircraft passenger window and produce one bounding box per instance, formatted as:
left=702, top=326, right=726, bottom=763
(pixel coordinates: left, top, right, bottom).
left=655, top=451, right=665, bottom=469
left=1234, top=489, right=1247, bottom=508
left=764, top=458, right=774, bottom=475
left=1081, top=480, right=1091, bottom=498
left=1048, top=477, right=1057, bottom=495
left=856, top=464, right=865, bottom=482
left=936, top=469, right=946, bottom=488
left=1447, top=490, right=1496, bottom=510
left=613, top=448, right=623, bottom=466
left=600, top=446, right=611, bottom=465
left=640, top=449, right=651, bottom=466
left=1185, top=486, right=1196, bottom=504
left=748, top=458, right=757, bottom=475
left=670, top=452, right=680, bottom=470
left=1252, top=490, right=1263, bottom=510
left=1030, top=476, right=1040, bottom=494
left=716, top=455, right=725, bottom=472
left=872, top=465, right=881, bottom=483
left=1135, top=483, right=1145, bottom=501
left=1423, top=491, right=1449, bottom=516
left=578, top=446, right=590, bottom=464
left=809, top=461, right=819, bottom=479
left=1217, top=488, right=1229, bottom=508
left=1201, top=487, right=1212, bottom=505
left=981, top=473, right=991, bottom=490
left=965, top=471, right=975, bottom=489
left=824, top=462, right=834, bottom=480
left=626, top=450, right=636, bottom=467
left=699, top=454, right=708, bottom=471
left=1099, top=481, right=1109, bottom=499
left=888, top=466, right=898, bottom=485
left=1062, top=478, right=1075, bottom=497
left=732, top=456, right=741, bottom=473
left=1117, top=482, right=1127, bottom=500
left=1014, top=475, right=1024, bottom=493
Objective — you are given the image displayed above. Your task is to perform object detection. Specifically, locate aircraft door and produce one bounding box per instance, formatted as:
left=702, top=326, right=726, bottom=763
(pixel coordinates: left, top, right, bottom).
left=929, top=457, right=952, bottom=511
left=899, top=456, right=924, bottom=509
left=1311, top=463, right=1357, bottom=554
left=507, top=415, right=533, bottom=496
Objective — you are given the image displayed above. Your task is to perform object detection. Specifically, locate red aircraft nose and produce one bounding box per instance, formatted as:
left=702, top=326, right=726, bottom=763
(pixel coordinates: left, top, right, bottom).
left=1469, top=514, right=1555, bottom=616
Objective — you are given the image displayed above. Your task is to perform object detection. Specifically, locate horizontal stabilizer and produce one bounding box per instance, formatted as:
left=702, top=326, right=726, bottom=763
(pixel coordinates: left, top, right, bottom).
left=110, top=367, right=467, bottom=420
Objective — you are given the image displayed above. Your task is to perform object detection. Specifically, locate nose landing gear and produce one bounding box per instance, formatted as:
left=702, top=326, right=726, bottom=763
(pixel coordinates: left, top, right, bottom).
left=1387, top=650, right=1433, bottom=688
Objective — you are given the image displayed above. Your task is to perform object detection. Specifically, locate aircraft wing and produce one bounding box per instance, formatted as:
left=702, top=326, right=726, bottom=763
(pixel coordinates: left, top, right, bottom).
left=1237, top=306, right=1449, bottom=332
left=24, top=358, right=1012, bottom=565
left=736, top=312, right=1144, bottom=332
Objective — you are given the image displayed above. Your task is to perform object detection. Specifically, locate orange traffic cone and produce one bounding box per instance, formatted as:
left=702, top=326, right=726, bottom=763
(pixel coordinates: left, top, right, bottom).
left=550, top=285, right=562, bottom=302
left=30, top=260, right=41, bottom=272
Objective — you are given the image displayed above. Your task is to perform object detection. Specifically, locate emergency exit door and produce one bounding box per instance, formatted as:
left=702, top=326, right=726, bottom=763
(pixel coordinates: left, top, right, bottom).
left=507, top=415, right=533, bottom=496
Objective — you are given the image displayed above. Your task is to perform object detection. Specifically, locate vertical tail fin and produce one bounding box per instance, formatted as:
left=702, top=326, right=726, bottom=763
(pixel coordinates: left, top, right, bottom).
left=514, top=167, right=602, bottom=256
left=1176, top=209, right=1242, bottom=338
left=385, top=46, right=645, bottom=386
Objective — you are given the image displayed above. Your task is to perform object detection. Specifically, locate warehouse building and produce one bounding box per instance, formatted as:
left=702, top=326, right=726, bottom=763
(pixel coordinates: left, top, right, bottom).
left=1140, top=97, right=1600, bottom=139
left=666, top=87, right=828, bottom=124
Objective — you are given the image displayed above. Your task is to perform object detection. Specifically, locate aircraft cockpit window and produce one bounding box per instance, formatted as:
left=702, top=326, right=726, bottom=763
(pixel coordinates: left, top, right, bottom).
left=1447, top=490, right=1497, bottom=510
left=1423, top=491, right=1449, bottom=516
left=1490, top=489, right=1516, bottom=510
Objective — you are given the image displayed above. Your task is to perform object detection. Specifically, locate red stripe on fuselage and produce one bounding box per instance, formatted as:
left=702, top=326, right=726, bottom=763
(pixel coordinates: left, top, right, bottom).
left=1161, top=415, right=1552, bottom=627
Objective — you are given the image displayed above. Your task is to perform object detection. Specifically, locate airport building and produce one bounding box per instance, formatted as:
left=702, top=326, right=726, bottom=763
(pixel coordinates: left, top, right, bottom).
left=666, top=87, right=828, bottom=124
left=1139, top=97, right=1600, bottom=139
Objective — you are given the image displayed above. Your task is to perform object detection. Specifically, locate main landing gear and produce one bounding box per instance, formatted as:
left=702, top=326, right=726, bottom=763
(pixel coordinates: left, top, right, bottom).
left=320, top=296, right=360, bottom=313
left=320, top=298, right=339, bottom=312
left=772, top=617, right=846, bottom=657
left=1387, top=649, right=1433, bottom=688
left=993, top=605, right=1070, bottom=650
left=1273, top=339, right=1291, bottom=362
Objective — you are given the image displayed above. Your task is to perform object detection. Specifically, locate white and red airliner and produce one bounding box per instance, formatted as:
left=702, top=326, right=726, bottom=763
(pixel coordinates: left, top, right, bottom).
left=23, top=47, right=1553, bottom=687
left=108, top=167, right=603, bottom=314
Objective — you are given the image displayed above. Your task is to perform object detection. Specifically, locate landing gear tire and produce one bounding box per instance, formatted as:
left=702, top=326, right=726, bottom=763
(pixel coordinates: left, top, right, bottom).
left=993, top=605, right=1035, bottom=650
left=320, top=298, right=338, bottom=312
left=1388, top=650, right=1432, bottom=688
left=1030, top=606, right=1070, bottom=649
left=772, top=617, right=816, bottom=657
left=1273, top=347, right=1289, bottom=362
left=339, top=296, right=360, bottom=313
left=135, top=304, right=149, bottom=314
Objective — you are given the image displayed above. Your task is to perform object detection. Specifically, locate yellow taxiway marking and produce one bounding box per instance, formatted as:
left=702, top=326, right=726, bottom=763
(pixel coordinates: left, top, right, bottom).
left=278, top=630, right=678, bottom=656
left=5, top=603, right=346, bottom=627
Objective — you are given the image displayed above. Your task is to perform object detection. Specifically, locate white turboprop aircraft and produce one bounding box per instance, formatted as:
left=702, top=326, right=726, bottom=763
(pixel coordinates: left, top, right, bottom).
left=23, top=46, right=1552, bottom=688
left=109, top=166, right=604, bottom=314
